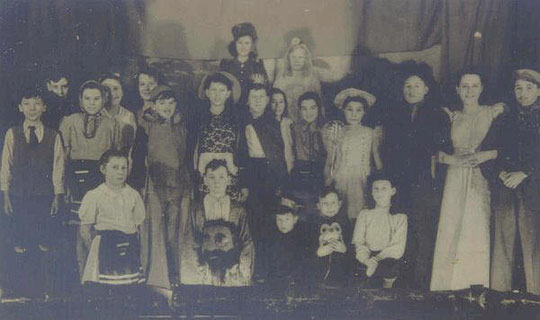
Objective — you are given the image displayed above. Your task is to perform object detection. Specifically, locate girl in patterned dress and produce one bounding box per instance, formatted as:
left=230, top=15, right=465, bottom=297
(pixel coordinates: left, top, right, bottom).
left=323, top=89, right=383, bottom=222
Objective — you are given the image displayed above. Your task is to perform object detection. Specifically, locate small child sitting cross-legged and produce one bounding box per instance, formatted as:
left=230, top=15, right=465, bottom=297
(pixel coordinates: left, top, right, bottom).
left=352, top=173, right=407, bottom=288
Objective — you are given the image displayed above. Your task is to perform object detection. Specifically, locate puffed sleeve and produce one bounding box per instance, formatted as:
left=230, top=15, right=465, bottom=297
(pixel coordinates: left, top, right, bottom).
left=374, top=214, right=407, bottom=261
left=78, top=190, right=99, bottom=225
left=352, top=210, right=370, bottom=264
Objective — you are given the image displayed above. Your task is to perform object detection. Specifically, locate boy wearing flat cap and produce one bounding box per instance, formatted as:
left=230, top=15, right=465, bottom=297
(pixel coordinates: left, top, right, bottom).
left=491, top=68, right=540, bottom=294
left=130, top=85, right=191, bottom=289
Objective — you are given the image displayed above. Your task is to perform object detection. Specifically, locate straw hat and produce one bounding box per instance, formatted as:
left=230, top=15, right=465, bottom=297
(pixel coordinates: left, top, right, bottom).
left=334, top=88, right=376, bottom=109
left=198, top=71, right=241, bottom=104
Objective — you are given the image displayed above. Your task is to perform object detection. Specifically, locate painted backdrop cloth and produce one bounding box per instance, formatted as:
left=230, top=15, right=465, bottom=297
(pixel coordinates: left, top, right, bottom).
left=430, top=107, right=498, bottom=291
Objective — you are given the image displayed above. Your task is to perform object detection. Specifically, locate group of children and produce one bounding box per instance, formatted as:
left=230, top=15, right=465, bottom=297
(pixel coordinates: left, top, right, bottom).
left=1, top=21, right=539, bottom=301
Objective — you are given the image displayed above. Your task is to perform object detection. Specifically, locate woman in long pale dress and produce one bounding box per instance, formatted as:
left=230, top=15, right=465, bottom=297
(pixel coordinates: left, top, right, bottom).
left=430, top=72, right=504, bottom=291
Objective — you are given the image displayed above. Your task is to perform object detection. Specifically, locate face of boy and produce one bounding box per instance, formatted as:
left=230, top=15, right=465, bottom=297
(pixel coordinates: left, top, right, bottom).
left=514, top=79, right=539, bottom=107
left=19, top=97, right=46, bottom=122
left=154, top=97, right=177, bottom=120
left=300, top=99, right=318, bottom=123
left=275, top=213, right=298, bottom=234
left=80, top=88, right=104, bottom=115
left=248, top=89, right=268, bottom=118
left=101, top=78, right=124, bottom=107
left=101, top=156, right=128, bottom=188
left=206, top=82, right=231, bottom=108
left=235, top=35, right=253, bottom=58
left=372, top=180, right=396, bottom=207
left=138, top=74, right=158, bottom=101
left=47, top=77, right=69, bottom=98
left=317, top=193, right=341, bottom=218
left=344, top=101, right=365, bottom=125
left=204, top=166, right=230, bottom=198
left=403, top=75, right=429, bottom=104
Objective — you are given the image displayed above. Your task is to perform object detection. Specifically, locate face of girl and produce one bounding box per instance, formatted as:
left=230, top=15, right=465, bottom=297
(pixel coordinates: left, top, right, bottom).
left=235, top=35, right=253, bottom=58
left=275, top=213, right=298, bottom=234
left=271, top=93, right=286, bottom=119
left=204, top=166, right=230, bottom=198
left=101, top=156, right=128, bottom=189
left=514, top=79, right=539, bottom=107
left=372, top=180, right=396, bottom=208
left=138, top=74, right=158, bottom=101
left=154, top=97, right=177, bottom=120
left=403, top=75, right=429, bottom=104
left=19, top=97, right=46, bottom=122
left=47, top=77, right=69, bottom=98
left=289, top=47, right=307, bottom=72
left=206, top=82, right=231, bottom=108
left=101, top=78, right=124, bottom=107
left=299, top=99, right=318, bottom=123
left=80, top=88, right=104, bottom=115
left=344, top=101, right=365, bottom=125
left=456, top=74, right=483, bottom=104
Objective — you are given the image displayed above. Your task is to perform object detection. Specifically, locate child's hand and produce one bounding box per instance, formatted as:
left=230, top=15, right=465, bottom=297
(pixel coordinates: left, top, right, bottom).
left=50, top=195, right=60, bottom=216
left=365, top=258, right=378, bottom=277
left=239, top=188, right=249, bottom=203
left=317, top=244, right=333, bottom=257
left=251, top=74, right=266, bottom=84
left=502, top=171, right=527, bottom=189
left=3, top=192, right=12, bottom=216
left=330, top=240, right=347, bottom=253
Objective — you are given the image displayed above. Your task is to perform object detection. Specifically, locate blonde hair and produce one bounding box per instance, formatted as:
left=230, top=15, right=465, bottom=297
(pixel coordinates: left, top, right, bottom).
left=282, top=37, right=314, bottom=78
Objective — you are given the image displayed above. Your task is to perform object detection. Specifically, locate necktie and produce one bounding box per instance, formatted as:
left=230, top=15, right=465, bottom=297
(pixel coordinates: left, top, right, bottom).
left=28, top=126, right=38, bottom=145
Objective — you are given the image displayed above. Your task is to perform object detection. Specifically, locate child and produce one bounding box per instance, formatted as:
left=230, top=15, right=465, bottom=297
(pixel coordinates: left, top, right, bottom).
left=1, top=85, right=65, bottom=296
left=270, top=88, right=294, bottom=174
left=130, top=85, right=191, bottom=289
left=59, top=80, right=121, bottom=276
left=42, top=71, right=74, bottom=129
left=181, top=159, right=254, bottom=287
left=290, top=92, right=326, bottom=193
left=274, top=37, right=321, bottom=123
left=323, top=88, right=382, bottom=221
left=352, top=173, right=407, bottom=288
left=220, top=22, right=269, bottom=105
left=193, top=72, right=244, bottom=202
left=100, top=73, right=137, bottom=153
left=133, top=68, right=161, bottom=117
left=491, top=68, right=540, bottom=294
left=79, top=148, right=145, bottom=286
left=265, top=196, right=306, bottom=289
left=308, top=186, right=352, bottom=288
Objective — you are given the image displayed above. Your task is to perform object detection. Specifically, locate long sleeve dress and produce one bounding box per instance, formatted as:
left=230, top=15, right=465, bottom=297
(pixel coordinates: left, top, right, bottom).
left=430, top=106, right=500, bottom=291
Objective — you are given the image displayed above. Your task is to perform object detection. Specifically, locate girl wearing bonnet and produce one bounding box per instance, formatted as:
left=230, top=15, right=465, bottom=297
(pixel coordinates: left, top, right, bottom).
left=274, top=37, right=321, bottom=123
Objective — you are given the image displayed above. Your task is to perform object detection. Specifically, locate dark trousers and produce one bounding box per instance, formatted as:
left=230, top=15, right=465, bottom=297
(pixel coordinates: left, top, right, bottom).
left=491, top=186, right=540, bottom=294
left=10, top=195, right=55, bottom=249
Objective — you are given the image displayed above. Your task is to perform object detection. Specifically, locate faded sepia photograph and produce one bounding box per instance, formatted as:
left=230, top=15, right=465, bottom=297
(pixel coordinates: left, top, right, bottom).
left=0, top=0, right=539, bottom=319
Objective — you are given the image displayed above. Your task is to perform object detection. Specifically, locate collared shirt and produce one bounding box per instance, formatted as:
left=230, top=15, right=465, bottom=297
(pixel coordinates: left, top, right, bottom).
left=78, top=183, right=146, bottom=234
left=0, top=120, right=65, bottom=194
left=203, top=194, right=231, bottom=221
left=352, top=208, right=407, bottom=262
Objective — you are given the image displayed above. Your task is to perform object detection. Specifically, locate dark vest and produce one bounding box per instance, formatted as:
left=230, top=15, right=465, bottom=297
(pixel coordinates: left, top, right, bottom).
left=10, top=125, right=56, bottom=197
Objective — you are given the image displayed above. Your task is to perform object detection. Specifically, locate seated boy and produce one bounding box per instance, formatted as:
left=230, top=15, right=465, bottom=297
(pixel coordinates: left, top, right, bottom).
left=1, top=85, right=65, bottom=296
left=307, top=186, right=352, bottom=288
left=265, top=196, right=307, bottom=289
left=352, top=173, right=407, bottom=288
left=180, top=159, right=254, bottom=287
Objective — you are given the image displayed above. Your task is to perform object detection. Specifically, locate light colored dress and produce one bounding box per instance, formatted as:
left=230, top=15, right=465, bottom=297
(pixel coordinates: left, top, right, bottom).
left=430, top=106, right=498, bottom=291
left=332, top=125, right=374, bottom=220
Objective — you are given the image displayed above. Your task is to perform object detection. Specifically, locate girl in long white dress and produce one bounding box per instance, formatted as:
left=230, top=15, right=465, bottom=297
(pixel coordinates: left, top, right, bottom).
left=430, top=72, right=504, bottom=291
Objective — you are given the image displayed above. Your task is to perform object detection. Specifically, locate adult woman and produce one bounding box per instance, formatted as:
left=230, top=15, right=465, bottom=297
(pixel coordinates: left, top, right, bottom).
left=220, top=22, right=268, bottom=105
left=274, top=37, right=321, bottom=123
left=430, top=69, right=504, bottom=291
